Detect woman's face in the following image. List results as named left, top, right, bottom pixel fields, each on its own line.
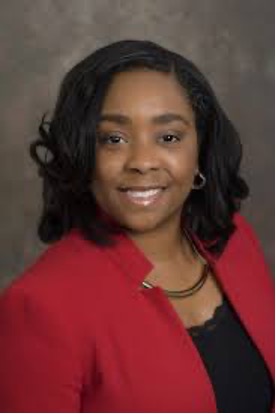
left=91, top=69, right=199, bottom=234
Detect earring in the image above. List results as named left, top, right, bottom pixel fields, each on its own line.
left=192, top=171, right=206, bottom=190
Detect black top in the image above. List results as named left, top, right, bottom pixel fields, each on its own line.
left=187, top=295, right=274, bottom=413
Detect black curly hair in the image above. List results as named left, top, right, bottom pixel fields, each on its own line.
left=30, top=39, right=249, bottom=257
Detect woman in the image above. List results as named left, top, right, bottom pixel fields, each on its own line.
left=0, top=39, right=274, bottom=412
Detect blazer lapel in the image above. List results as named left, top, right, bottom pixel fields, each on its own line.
left=207, top=227, right=275, bottom=382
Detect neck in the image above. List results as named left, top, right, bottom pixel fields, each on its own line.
left=126, top=217, right=195, bottom=265
left=95, top=204, right=196, bottom=265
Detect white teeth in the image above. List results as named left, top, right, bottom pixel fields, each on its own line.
left=126, top=189, right=162, bottom=198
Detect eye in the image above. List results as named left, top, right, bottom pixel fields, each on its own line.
left=98, top=134, right=125, bottom=145
left=160, top=133, right=181, bottom=143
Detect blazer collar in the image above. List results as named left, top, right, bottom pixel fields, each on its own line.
left=97, top=205, right=218, bottom=289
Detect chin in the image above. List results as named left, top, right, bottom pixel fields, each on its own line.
left=117, top=213, right=167, bottom=234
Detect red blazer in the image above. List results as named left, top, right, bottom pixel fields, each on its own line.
left=0, top=213, right=274, bottom=412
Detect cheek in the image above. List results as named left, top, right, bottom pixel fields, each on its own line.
left=169, top=146, right=198, bottom=185
left=92, top=152, right=122, bottom=188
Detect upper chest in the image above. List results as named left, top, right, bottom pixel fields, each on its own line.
left=141, top=258, right=224, bottom=329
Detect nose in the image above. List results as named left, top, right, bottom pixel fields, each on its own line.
left=125, top=140, right=160, bottom=174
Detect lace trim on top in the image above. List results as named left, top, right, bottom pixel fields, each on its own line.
left=187, top=295, right=227, bottom=338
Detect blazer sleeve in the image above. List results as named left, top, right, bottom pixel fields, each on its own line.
left=0, top=284, right=85, bottom=412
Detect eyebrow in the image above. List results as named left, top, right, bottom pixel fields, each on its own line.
left=98, top=112, right=191, bottom=127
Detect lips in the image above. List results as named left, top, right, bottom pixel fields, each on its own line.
left=125, top=188, right=162, bottom=197
left=118, top=186, right=167, bottom=206
left=119, top=186, right=167, bottom=191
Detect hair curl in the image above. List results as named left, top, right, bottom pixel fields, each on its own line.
left=30, top=39, right=249, bottom=257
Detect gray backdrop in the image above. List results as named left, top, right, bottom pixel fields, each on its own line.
left=0, top=0, right=274, bottom=290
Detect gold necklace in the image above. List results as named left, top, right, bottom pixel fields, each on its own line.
left=141, top=229, right=210, bottom=299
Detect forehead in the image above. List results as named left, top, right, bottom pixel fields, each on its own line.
left=100, top=69, right=194, bottom=121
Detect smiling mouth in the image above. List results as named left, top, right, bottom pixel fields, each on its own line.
left=118, top=187, right=167, bottom=206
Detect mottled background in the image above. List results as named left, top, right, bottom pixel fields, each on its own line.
left=0, top=0, right=274, bottom=290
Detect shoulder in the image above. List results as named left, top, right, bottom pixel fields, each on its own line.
left=3, top=229, right=105, bottom=292
left=232, top=212, right=270, bottom=259
left=0, top=229, right=117, bottom=366
left=0, top=230, right=112, bottom=324
left=233, top=212, right=260, bottom=239
left=224, top=212, right=273, bottom=285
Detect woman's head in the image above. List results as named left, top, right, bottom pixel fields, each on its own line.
left=93, top=69, right=199, bottom=236
left=30, top=39, right=249, bottom=256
